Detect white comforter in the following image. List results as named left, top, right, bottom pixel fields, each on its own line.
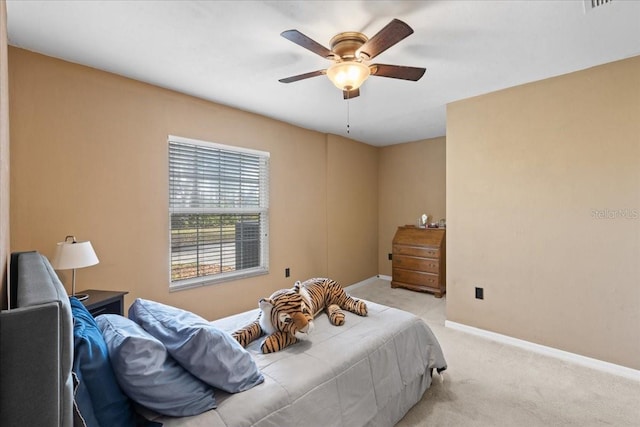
left=143, top=300, right=447, bottom=427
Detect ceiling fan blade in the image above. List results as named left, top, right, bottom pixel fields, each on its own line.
left=370, top=64, right=426, bottom=81
left=343, top=88, right=360, bottom=99
left=281, top=29, right=334, bottom=59
left=279, top=70, right=326, bottom=84
left=357, top=19, right=414, bottom=60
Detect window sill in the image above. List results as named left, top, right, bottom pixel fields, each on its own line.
left=169, top=267, right=269, bottom=292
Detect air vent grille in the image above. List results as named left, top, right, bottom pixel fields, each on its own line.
left=584, top=0, right=613, bottom=12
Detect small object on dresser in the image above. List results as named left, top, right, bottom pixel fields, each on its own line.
left=417, top=213, right=428, bottom=228
left=80, top=289, right=128, bottom=317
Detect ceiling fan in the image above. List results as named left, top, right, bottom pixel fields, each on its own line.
left=279, top=19, right=425, bottom=99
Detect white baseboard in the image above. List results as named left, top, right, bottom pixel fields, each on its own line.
left=445, top=321, right=640, bottom=382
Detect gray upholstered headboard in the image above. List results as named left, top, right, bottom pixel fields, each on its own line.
left=0, top=251, right=74, bottom=427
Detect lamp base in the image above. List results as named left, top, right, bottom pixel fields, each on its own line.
left=73, top=293, right=89, bottom=302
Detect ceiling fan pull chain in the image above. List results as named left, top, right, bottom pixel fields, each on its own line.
left=347, top=95, right=350, bottom=134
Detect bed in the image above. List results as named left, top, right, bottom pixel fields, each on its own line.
left=0, top=251, right=447, bottom=427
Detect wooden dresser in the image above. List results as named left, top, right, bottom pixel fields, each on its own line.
left=391, top=226, right=446, bottom=297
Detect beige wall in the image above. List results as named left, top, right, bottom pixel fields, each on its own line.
left=447, top=56, right=640, bottom=370
left=327, top=134, right=379, bottom=285
left=8, top=47, right=378, bottom=319
left=377, top=137, right=446, bottom=276
left=0, top=0, right=8, bottom=308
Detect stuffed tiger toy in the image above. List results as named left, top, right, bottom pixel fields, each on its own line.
left=232, top=278, right=368, bottom=354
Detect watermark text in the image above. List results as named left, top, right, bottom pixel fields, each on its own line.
left=591, top=208, right=638, bottom=220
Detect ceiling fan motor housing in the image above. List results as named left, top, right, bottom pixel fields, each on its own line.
left=329, top=32, right=369, bottom=60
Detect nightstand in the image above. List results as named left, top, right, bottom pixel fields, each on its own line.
left=79, top=289, right=128, bottom=317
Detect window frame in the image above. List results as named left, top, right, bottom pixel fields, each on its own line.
left=168, top=135, right=270, bottom=291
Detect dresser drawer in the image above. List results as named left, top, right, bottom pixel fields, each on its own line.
left=392, top=268, right=440, bottom=288
left=393, top=255, right=440, bottom=273
left=394, top=245, right=440, bottom=259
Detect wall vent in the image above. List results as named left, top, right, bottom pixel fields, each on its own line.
left=584, top=0, right=613, bottom=12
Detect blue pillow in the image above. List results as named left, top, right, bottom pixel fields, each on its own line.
left=129, top=299, right=264, bottom=393
left=96, top=314, right=217, bottom=417
left=70, top=297, right=137, bottom=427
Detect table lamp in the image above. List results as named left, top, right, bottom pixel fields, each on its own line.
left=52, top=235, right=99, bottom=301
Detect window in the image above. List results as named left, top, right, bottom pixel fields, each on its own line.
left=168, top=135, right=269, bottom=290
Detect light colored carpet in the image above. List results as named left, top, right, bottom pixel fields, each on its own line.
left=348, top=279, right=640, bottom=427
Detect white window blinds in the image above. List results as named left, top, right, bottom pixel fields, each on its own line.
left=168, top=135, right=269, bottom=290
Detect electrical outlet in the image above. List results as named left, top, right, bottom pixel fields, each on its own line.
left=388, top=253, right=392, bottom=261
left=475, top=287, right=484, bottom=300
left=285, top=268, right=290, bottom=278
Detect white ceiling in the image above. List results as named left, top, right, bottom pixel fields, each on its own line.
left=6, top=0, right=640, bottom=146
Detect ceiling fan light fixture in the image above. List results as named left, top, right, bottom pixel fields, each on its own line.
left=326, top=61, right=370, bottom=91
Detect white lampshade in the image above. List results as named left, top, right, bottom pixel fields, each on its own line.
left=326, top=61, right=371, bottom=91
left=52, top=240, right=99, bottom=270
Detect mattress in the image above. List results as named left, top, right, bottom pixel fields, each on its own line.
left=142, top=300, right=447, bottom=427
